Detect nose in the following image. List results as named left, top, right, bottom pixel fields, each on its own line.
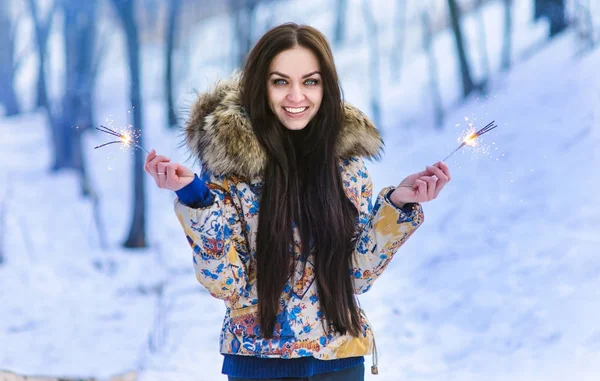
left=286, top=84, right=305, bottom=103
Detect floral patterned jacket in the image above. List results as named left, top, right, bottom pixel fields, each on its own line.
left=174, top=75, right=425, bottom=362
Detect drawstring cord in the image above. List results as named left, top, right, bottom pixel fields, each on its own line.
left=371, top=335, right=379, bottom=375
left=356, top=299, right=379, bottom=375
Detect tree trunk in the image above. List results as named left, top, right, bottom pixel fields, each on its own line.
left=48, top=0, right=97, bottom=189
left=27, top=0, right=52, bottom=110
left=112, top=0, right=147, bottom=249
left=165, top=0, right=181, bottom=129
left=535, top=0, right=568, bottom=37
left=230, top=0, right=258, bottom=69
left=547, top=0, right=568, bottom=37
left=573, top=0, right=595, bottom=52
left=447, top=0, right=475, bottom=98
left=0, top=2, right=20, bottom=116
left=35, top=51, right=48, bottom=109
left=390, top=0, right=407, bottom=81
left=243, top=0, right=258, bottom=63
left=475, top=0, right=490, bottom=82
left=501, top=0, right=512, bottom=71
left=421, top=10, right=444, bottom=129
left=334, top=0, right=347, bottom=47
left=67, top=1, right=97, bottom=195
left=362, top=0, right=381, bottom=131
left=534, top=0, right=544, bottom=20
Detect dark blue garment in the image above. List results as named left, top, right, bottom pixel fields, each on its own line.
left=174, top=174, right=214, bottom=208
left=223, top=354, right=364, bottom=379
left=385, top=188, right=418, bottom=213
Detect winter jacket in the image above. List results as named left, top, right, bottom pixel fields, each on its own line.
left=173, top=75, right=425, bottom=364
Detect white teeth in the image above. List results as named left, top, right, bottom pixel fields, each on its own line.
left=284, top=107, right=308, bottom=114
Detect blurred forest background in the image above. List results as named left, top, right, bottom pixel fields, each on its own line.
left=0, top=0, right=597, bottom=250
left=0, top=0, right=599, bottom=380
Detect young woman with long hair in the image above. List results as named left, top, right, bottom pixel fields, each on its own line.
left=144, top=23, right=450, bottom=381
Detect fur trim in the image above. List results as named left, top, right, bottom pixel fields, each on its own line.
left=183, top=75, right=383, bottom=180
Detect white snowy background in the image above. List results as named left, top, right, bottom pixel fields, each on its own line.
left=1, top=0, right=599, bottom=380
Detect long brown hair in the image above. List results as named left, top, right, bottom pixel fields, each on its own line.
left=240, top=23, right=361, bottom=339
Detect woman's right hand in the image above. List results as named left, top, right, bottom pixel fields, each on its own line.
left=144, top=149, right=195, bottom=191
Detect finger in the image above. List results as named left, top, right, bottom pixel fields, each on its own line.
left=148, top=155, right=160, bottom=175
left=435, top=161, right=451, bottom=182
left=419, top=175, right=437, bottom=183
left=418, top=167, right=436, bottom=177
left=145, top=151, right=160, bottom=185
left=144, top=150, right=156, bottom=172
left=415, top=179, right=427, bottom=202
left=410, top=166, right=436, bottom=181
left=427, top=166, right=447, bottom=199
left=426, top=165, right=448, bottom=183
left=433, top=180, right=447, bottom=198
left=166, top=163, right=177, bottom=189
left=157, top=162, right=168, bottom=188
left=149, top=155, right=171, bottom=176
left=152, top=155, right=171, bottom=170
left=433, top=162, right=451, bottom=198
left=144, top=157, right=152, bottom=174
left=423, top=176, right=437, bottom=200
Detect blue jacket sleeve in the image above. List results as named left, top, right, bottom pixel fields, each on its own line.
left=175, top=174, right=215, bottom=208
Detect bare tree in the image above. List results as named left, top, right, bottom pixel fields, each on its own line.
left=0, top=1, right=20, bottom=116
left=475, top=0, right=490, bottom=81
left=38, top=0, right=99, bottom=200
left=166, top=0, right=182, bottom=129
left=390, top=0, right=407, bottom=81
left=362, top=0, right=382, bottom=130
left=573, top=0, right=596, bottom=52
left=62, top=0, right=99, bottom=195
left=142, top=0, right=161, bottom=31
left=501, top=0, right=512, bottom=71
left=535, top=0, right=568, bottom=37
left=421, top=9, right=444, bottom=129
left=111, top=0, right=147, bottom=248
left=334, top=0, right=348, bottom=47
left=447, top=0, right=476, bottom=98
left=230, top=0, right=259, bottom=69
left=27, top=0, right=56, bottom=109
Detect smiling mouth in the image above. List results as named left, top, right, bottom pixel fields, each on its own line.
left=283, top=106, right=309, bottom=115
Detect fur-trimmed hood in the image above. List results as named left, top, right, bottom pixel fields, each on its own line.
left=183, top=75, right=384, bottom=181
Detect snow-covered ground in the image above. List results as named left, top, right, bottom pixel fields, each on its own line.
left=1, top=0, right=599, bottom=380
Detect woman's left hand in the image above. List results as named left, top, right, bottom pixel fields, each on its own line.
left=389, top=161, right=451, bottom=207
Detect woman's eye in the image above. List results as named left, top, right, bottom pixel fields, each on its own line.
left=272, top=78, right=319, bottom=86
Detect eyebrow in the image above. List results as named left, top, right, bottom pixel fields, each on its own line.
left=269, top=71, right=321, bottom=78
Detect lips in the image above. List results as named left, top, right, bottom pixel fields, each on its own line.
left=282, top=106, right=309, bottom=118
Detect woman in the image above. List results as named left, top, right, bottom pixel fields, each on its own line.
left=144, top=23, right=450, bottom=381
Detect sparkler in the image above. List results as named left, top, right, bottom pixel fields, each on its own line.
left=94, top=124, right=149, bottom=153
left=442, top=120, right=498, bottom=162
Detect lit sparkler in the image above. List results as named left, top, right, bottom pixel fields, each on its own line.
left=94, top=124, right=149, bottom=153
left=442, top=120, right=497, bottom=162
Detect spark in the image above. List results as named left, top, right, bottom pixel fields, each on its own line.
left=94, top=124, right=149, bottom=153
left=442, top=120, right=498, bottom=162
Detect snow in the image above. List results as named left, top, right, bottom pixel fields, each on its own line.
left=1, top=0, right=599, bottom=380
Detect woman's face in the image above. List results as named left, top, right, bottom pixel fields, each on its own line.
left=267, top=46, right=323, bottom=131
